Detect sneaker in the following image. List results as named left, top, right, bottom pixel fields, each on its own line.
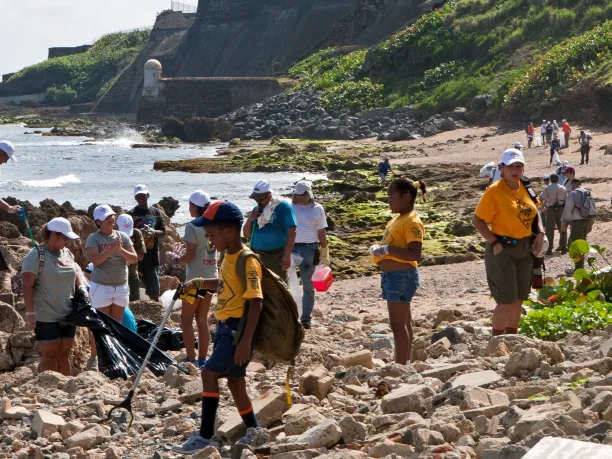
left=172, top=435, right=220, bottom=455
left=86, top=356, right=98, bottom=371
left=545, top=251, right=553, bottom=256
left=236, top=427, right=270, bottom=448
left=301, top=320, right=312, bottom=330
left=196, top=358, right=208, bottom=368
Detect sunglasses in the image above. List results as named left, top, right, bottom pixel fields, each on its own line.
left=253, top=193, right=270, bottom=203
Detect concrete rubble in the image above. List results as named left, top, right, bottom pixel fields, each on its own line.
left=1, top=299, right=612, bottom=458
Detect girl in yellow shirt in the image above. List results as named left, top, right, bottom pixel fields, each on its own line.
left=371, top=177, right=424, bottom=368
left=473, top=148, right=544, bottom=336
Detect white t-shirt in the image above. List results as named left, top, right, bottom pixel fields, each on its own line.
left=489, top=167, right=502, bottom=183
left=292, top=203, right=328, bottom=244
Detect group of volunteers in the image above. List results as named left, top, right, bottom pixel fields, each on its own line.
left=525, top=119, right=593, bottom=166
left=3, top=129, right=600, bottom=455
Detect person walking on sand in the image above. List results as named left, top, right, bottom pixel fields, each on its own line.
left=540, top=173, right=568, bottom=255
left=549, top=135, right=561, bottom=166
left=562, top=178, right=596, bottom=271
left=378, top=158, right=392, bottom=184
left=243, top=180, right=297, bottom=283
left=545, top=121, right=553, bottom=146
left=0, top=140, right=21, bottom=215
left=540, top=120, right=547, bottom=146
left=116, top=214, right=146, bottom=301
left=526, top=123, right=535, bottom=148
left=86, top=205, right=137, bottom=370
left=371, top=178, right=424, bottom=368
left=473, top=149, right=544, bottom=336
left=171, top=190, right=217, bottom=367
left=129, top=185, right=166, bottom=302
left=579, top=131, right=592, bottom=165
left=291, top=181, right=330, bottom=329
left=21, top=218, right=84, bottom=376
left=562, top=119, right=571, bottom=148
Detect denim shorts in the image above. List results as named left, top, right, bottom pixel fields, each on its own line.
left=204, top=317, right=257, bottom=378
left=381, top=269, right=420, bottom=304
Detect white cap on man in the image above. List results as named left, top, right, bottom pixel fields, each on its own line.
left=117, top=214, right=134, bottom=237
left=93, top=205, right=116, bottom=222
left=249, top=180, right=272, bottom=199
left=134, top=184, right=149, bottom=196
left=0, top=140, right=16, bottom=162
left=47, top=217, right=79, bottom=239
left=500, top=148, right=525, bottom=166
left=293, top=181, right=314, bottom=200
left=513, top=142, right=522, bottom=150
left=188, top=190, right=211, bottom=208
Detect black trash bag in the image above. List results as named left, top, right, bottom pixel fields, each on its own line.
left=136, top=319, right=195, bottom=352
left=65, top=288, right=185, bottom=380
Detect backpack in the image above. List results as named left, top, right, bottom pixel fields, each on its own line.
left=233, top=250, right=304, bottom=362
left=574, top=189, right=597, bottom=218
left=11, top=246, right=45, bottom=296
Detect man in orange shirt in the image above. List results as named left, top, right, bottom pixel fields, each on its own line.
left=562, top=119, right=571, bottom=148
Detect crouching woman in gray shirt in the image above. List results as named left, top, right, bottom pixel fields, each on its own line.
left=22, top=217, right=85, bottom=376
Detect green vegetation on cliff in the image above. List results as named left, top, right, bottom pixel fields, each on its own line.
left=288, top=0, right=612, bottom=114
left=6, top=29, right=150, bottom=105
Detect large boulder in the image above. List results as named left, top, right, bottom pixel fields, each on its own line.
left=0, top=302, right=24, bottom=333
left=183, top=117, right=216, bottom=142
left=161, top=117, right=185, bottom=140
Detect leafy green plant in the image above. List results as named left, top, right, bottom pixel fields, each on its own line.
left=288, top=48, right=367, bottom=91
left=46, top=85, right=78, bottom=105
left=319, top=79, right=384, bottom=114
left=520, top=300, right=612, bottom=340
left=422, top=61, right=461, bottom=88
left=6, top=29, right=150, bottom=104
left=505, top=21, right=612, bottom=111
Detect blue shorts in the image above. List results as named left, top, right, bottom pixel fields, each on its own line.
left=204, top=317, right=256, bottom=378
left=381, top=269, right=420, bottom=304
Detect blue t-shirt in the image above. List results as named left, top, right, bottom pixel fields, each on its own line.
left=250, top=201, right=297, bottom=251
left=379, top=162, right=391, bottom=174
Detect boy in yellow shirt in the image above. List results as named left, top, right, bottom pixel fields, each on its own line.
left=173, top=201, right=267, bottom=454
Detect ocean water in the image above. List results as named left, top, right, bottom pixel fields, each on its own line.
left=0, top=124, right=325, bottom=228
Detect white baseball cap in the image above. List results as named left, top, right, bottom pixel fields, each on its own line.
left=47, top=217, right=79, bottom=239
left=293, top=181, right=313, bottom=199
left=249, top=180, right=272, bottom=199
left=0, top=140, right=16, bottom=162
left=500, top=148, right=525, bottom=166
left=85, top=262, right=94, bottom=273
left=134, top=184, right=149, bottom=196
left=117, top=214, right=134, bottom=237
left=93, top=204, right=116, bottom=222
left=513, top=142, right=522, bottom=149
left=543, top=174, right=550, bottom=180
left=188, top=190, right=211, bottom=208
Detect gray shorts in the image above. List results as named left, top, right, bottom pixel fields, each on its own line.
left=485, top=237, right=533, bottom=304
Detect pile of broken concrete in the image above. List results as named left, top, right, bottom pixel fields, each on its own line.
left=1, top=303, right=612, bottom=458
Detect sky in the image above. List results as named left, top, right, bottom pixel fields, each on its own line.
left=0, top=0, right=194, bottom=76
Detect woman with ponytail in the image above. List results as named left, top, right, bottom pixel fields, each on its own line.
left=371, top=177, right=424, bottom=368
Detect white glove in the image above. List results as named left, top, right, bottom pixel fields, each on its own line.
left=370, top=244, right=389, bottom=257
left=168, top=242, right=186, bottom=262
